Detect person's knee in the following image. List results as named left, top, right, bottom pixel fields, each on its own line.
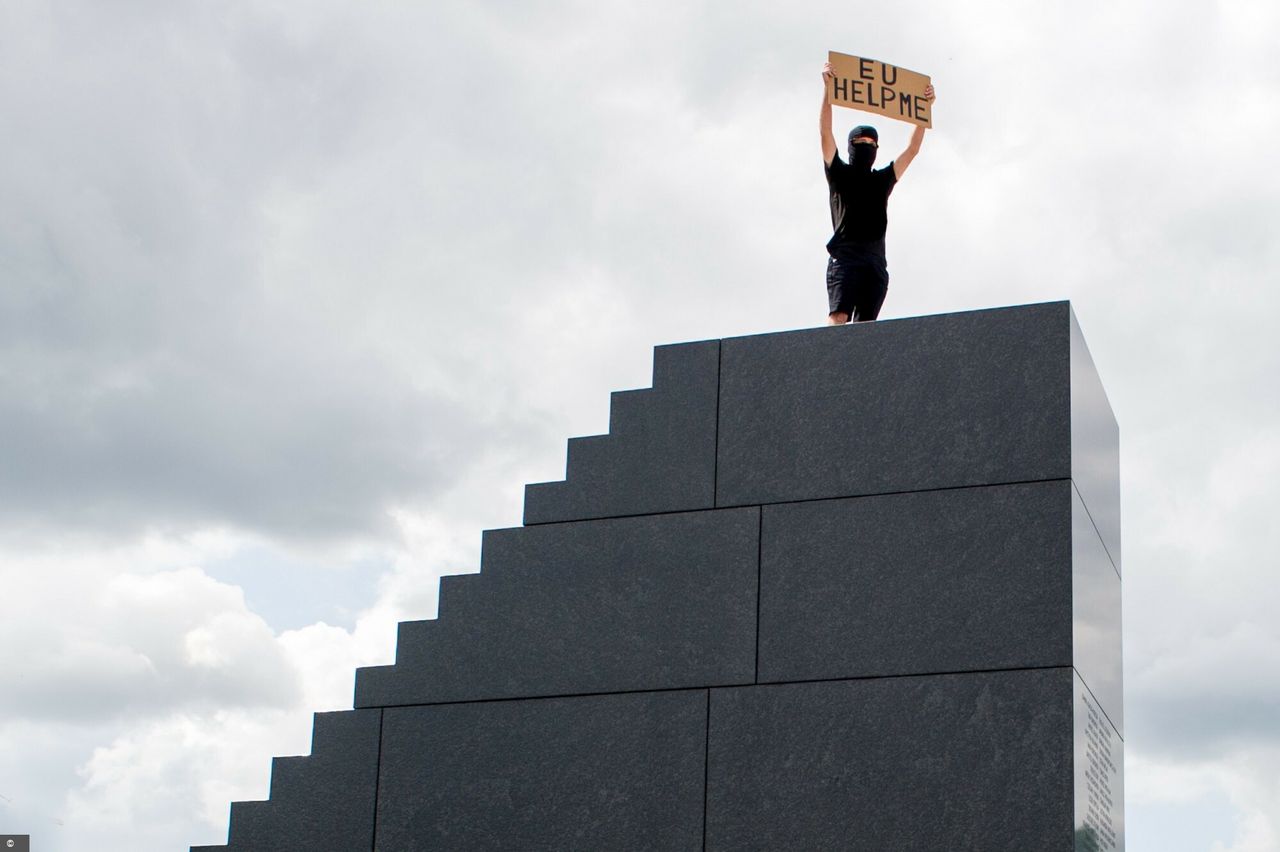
left=828, top=311, right=850, bottom=325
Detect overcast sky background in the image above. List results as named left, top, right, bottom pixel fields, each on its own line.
left=1, top=1, right=1278, bottom=849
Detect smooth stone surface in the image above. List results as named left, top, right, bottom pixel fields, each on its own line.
left=1071, top=309, right=1122, bottom=573
left=1074, top=670, right=1126, bottom=851
left=524, top=340, right=720, bottom=524
left=716, top=302, right=1073, bottom=507
left=376, top=690, right=707, bottom=851
left=758, top=481, right=1075, bottom=683
left=355, top=508, right=758, bottom=707
left=1072, top=482, right=1124, bottom=735
left=706, top=670, right=1075, bottom=851
left=195, top=710, right=381, bottom=852
left=194, top=302, right=1123, bottom=852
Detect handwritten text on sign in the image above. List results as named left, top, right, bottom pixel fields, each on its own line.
left=827, top=51, right=932, bottom=128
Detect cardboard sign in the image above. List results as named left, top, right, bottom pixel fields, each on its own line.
left=827, top=51, right=932, bottom=128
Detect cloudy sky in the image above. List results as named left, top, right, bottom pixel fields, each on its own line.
left=1, top=0, right=1278, bottom=849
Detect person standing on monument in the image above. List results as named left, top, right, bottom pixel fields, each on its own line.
left=820, top=61, right=935, bottom=324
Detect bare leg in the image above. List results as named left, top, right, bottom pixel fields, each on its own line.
left=828, top=311, right=850, bottom=326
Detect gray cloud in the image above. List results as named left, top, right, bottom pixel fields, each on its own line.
left=1128, top=623, right=1280, bottom=761
left=0, top=1, right=557, bottom=542
left=2, top=1, right=1280, bottom=849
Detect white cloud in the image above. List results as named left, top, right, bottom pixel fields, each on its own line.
left=63, top=708, right=309, bottom=851
left=1128, top=749, right=1280, bottom=852
left=0, top=505, right=486, bottom=850
left=0, top=556, right=297, bottom=724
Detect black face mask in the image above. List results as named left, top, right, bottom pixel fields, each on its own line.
left=850, top=142, right=877, bottom=171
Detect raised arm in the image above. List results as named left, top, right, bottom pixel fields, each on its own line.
left=820, top=62, right=837, bottom=166
left=892, top=83, right=936, bottom=180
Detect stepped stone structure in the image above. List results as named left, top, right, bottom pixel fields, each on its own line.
left=193, top=301, right=1124, bottom=851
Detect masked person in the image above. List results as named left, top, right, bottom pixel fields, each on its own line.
left=819, top=61, right=935, bottom=324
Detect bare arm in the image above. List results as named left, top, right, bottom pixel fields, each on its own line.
left=820, top=62, right=837, bottom=166
left=892, top=84, right=936, bottom=180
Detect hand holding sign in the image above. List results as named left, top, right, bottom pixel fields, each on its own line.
left=826, top=51, right=934, bottom=128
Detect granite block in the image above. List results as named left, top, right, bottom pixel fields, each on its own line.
left=606, top=387, right=651, bottom=436
left=435, top=571, right=487, bottom=620
left=1074, top=670, right=1126, bottom=850
left=266, top=755, right=308, bottom=795
left=225, top=801, right=270, bottom=847
left=385, top=618, right=436, bottom=663
left=716, top=302, right=1074, bottom=506
left=524, top=339, right=720, bottom=524
left=195, top=303, right=1123, bottom=852
left=200, top=710, right=381, bottom=852
left=355, top=507, right=758, bottom=707
left=706, top=670, right=1075, bottom=851
left=562, top=434, right=611, bottom=480
left=758, top=481, right=1075, bottom=683
left=1072, top=483, right=1124, bottom=735
left=1071, top=309, right=1122, bottom=573
left=376, top=690, right=707, bottom=851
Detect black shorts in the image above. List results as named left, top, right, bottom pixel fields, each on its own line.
left=826, top=254, right=888, bottom=321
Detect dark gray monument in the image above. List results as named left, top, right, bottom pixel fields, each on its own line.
left=193, top=302, right=1123, bottom=852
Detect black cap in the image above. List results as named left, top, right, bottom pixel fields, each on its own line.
left=848, top=125, right=879, bottom=145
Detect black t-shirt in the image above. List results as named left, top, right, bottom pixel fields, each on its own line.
left=824, top=154, right=897, bottom=257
